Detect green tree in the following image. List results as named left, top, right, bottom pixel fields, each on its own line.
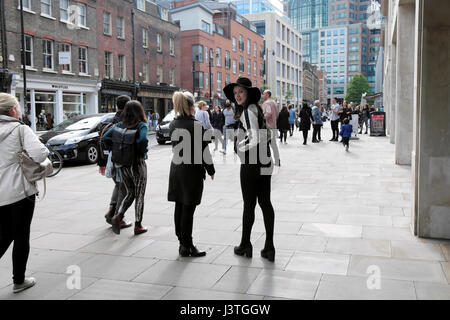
left=285, top=88, right=292, bottom=103
left=345, top=74, right=371, bottom=104
left=261, top=84, right=270, bottom=91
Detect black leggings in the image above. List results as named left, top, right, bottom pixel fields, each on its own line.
left=0, top=195, right=35, bottom=284
left=331, top=120, right=339, bottom=139
left=289, top=124, right=294, bottom=135
left=302, top=130, right=309, bottom=143
left=240, top=164, right=274, bottom=249
left=174, top=202, right=197, bottom=247
left=279, top=129, right=287, bottom=143
left=312, top=124, right=321, bottom=141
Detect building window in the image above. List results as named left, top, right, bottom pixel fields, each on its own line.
left=216, top=48, right=221, bottom=67
left=276, top=21, right=280, bottom=37
left=239, top=56, right=244, bottom=72
left=253, top=42, right=257, bottom=58
left=157, top=66, right=163, bottom=83
left=78, top=46, right=88, bottom=74
left=41, top=0, right=52, bottom=16
left=195, top=72, right=204, bottom=89
left=225, top=74, right=230, bottom=85
left=225, top=51, right=230, bottom=69
left=142, top=29, right=148, bottom=47
left=201, top=20, right=210, bottom=34
left=169, top=69, right=175, bottom=86
left=118, top=54, right=125, bottom=80
left=117, top=17, right=125, bottom=39
left=232, top=59, right=236, bottom=74
left=239, top=35, right=244, bottom=52
left=60, top=43, right=71, bottom=72
left=276, top=62, right=280, bottom=77
left=276, top=42, right=280, bottom=57
left=78, top=4, right=87, bottom=27
left=157, top=34, right=162, bottom=52
left=42, top=39, right=53, bottom=70
left=253, top=61, right=257, bottom=76
left=103, top=12, right=112, bottom=35
left=104, top=51, right=113, bottom=78
left=205, top=47, right=209, bottom=63
left=60, top=0, right=69, bottom=21
left=247, top=59, right=251, bottom=76
left=247, top=39, right=251, bottom=55
left=217, top=72, right=222, bottom=92
left=170, top=38, right=175, bottom=56
left=143, top=63, right=148, bottom=83
left=192, top=45, right=203, bottom=62
left=232, top=37, right=236, bottom=52
left=348, top=64, right=359, bottom=72
left=20, top=0, right=32, bottom=10
left=137, top=0, right=145, bottom=11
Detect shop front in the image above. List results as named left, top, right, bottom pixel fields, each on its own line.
left=11, top=74, right=99, bottom=132
left=137, top=84, right=179, bottom=119
left=99, top=79, right=136, bottom=113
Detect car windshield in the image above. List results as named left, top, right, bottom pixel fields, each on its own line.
left=162, top=110, right=175, bottom=122
left=51, top=116, right=102, bottom=131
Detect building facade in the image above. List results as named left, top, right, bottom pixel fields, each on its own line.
left=5, top=0, right=99, bottom=132
left=316, top=69, right=326, bottom=105
left=218, top=0, right=285, bottom=16
left=171, top=2, right=265, bottom=104
left=302, top=61, right=318, bottom=105
left=244, top=11, right=302, bottom=108
left=382, top=0, right=450, bottom=239
left=97, top=0, right=181, bottom=118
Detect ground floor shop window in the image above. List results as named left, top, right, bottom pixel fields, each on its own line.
left=35, top=91, right=56, bottom=131
left=63, top=93, right=86, bottom=120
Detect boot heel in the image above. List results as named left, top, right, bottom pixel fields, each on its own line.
left=261, top=248, right=275, bottom=262
left=234, top=244, right=253, bottom=258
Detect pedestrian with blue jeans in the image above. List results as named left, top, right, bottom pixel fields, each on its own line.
left=221, top=101, right=236, bottom=154
left=288, top=105, right=296, bottom=136
left=340, top=118, right=353, bottom=151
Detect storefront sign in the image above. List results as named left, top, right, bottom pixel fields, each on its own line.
left=52, top=84, right=69, bottom=89
left=370, top=112, right=386, bottom=136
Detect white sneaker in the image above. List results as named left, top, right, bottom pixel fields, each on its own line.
left=13, top=277, right=36, bottom=293
left=345, top=145, right=349, bottom=152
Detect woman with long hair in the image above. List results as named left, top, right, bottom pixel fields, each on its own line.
left=223, top=77, right=277, bottom=262
left=277, top=105, right=290, bottom=144
left=168, top=91, right=215, bottom=257
left=103, top=100, right=149, bottom=235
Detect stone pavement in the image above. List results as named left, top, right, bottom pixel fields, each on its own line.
left=1, top=122, right=449, bottom=300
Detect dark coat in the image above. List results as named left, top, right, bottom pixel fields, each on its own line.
left=168, top=115, right=215, bottom=205
left=299, top=106, right=313, bottom=131
left=277, top=110, right=290, bottom=131
left=211, top=112, right=225, bottom=131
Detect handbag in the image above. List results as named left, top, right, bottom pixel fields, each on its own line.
left=17, top=125, right=53, bottom=199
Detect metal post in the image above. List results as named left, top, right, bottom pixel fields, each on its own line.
left=209, top=58, right=212, bottom=105
left=192, top=60, right=195, bottom=94
left=131, top=9, right=136, bottom=99
left=19, top=0, right=27, bottom=114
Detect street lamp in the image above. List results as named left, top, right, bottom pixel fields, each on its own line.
left=209, top=53, right=212, bottom=105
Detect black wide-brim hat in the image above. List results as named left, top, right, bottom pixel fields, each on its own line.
left=223, top=77, right=261, bottom=105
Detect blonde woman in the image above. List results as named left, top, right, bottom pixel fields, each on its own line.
left=0, top=93, right=49, bottom=292
left=168, top=91, right=215, bottom=257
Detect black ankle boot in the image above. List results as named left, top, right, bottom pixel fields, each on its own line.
left=179, top=244, right=206, bottom=257
left=261, top=247, right=275, bottom=262
left=234, top=243, right=252, bottom=258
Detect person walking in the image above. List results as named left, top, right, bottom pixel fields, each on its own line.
left=340, top=118, right=353, bottom=152
left=360, top=104, right=370, bottom=134
left=299, top=103, right=313, bottom=145
left=329, top=98, right=340, bottom=141
left=211, top=105, right=225, bottom=151
left=195, top=101, right=212, bottom=130
left=168, top=91, right=215, bottom=257
left=311, top=100, right=323, bottom=143
left=262, top=90, right=280, bottom=164
left=277, top=105, right=290, bottom=144
left=103, top=101, right=149, bottom=235
left=224, top=77, right=277, bottom=262
left=152, top=111, right=160, bottom=131
left=288, top=104, right=296, bottom=136
left=221, top=100, right=236, bottom=154
left=0, top=93, right=50, bottom=293
left=98, top=95, right=132, bottom=230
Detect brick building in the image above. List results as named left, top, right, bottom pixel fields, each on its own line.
left=171, top=1, right=265, bottom=105
left=4, top=0, right=99, bottom=131
left=97, top=0, right=181, bottom=117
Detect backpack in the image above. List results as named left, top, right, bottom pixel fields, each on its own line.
left=111, top=126, right=139, bottom=166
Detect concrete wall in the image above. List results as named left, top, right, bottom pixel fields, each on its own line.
left=171, top=6, right=213, bottom=32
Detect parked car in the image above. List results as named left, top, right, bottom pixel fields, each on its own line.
left=155, top=106, right=200, bottom=145
left=39, top=113, right=115, bottom=164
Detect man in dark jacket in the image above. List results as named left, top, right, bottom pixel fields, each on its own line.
left=98, top=95, right=132, bottom=228
left=299, top=104, right=313, bottom=145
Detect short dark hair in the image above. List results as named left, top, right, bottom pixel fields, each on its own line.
left=116, top=95, right=131, bottom=110
left=344, top=118, right=350, bottom=124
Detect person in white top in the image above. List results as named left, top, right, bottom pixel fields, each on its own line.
left=0, top=93, right=49, bottom=293
left=223, top=77, right=277, bottom=262
left=329, top=98, right=341, bottom=141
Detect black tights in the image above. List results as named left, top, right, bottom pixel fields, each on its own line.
left=240, top=164, right=274, bottom=249
left=174, top=202, right=197, bottom=247
left=302, top=130, right=308, bottom=143
left=279, top=130, right=287, bottom=143
left=0, top=196, right=35, bottom=284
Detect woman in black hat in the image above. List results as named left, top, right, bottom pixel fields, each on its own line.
left=223, top=77, right=276, bottom=262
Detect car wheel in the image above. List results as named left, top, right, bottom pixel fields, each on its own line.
left=157, top=139, right=166, bottom=145
left=86, top=143, right=98, bottom=164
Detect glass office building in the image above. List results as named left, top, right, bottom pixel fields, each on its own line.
left=219, top=0, right=285, bottom=16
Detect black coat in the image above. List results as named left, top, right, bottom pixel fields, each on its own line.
left=168, top=115, right=215, bottom=205
left=299, top=106, right=313, bottom=131
left=211, top=112, right=225, bottom=131
left=277, top=110, right=290, bottom=131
